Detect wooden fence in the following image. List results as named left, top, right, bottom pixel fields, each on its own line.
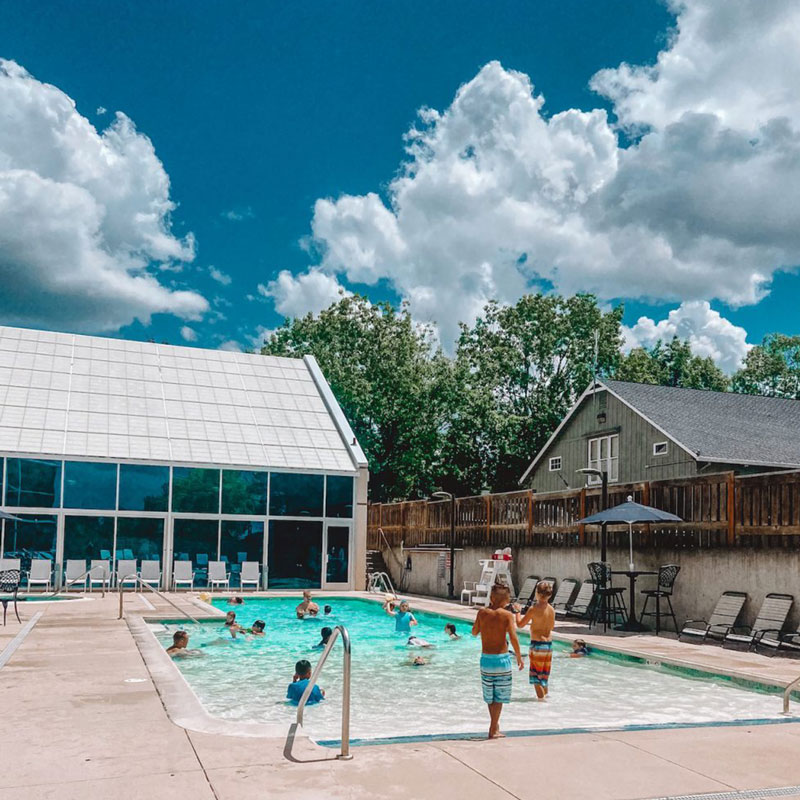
left=368, top=470, right=800, bottom=552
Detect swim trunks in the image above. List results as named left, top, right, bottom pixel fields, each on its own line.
left=529, top=640, right=553, bottom=687
left=480, top=652, right=513, bottom=704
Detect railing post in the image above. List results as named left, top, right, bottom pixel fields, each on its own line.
left=578, top=487, right=586, bottom=545
left=727, top=471, right=736, bottom=546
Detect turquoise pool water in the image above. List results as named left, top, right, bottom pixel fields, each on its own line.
left=153, top=596, right=793, bottom=741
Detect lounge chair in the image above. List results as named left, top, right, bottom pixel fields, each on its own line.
left=27, top=558, right=52, bottom=592
left=564, top=582, right=596, bottom=619
left=172, top=560, right=194, bottom=591
left=0, top=558, right=21, bottom=572
left=754, top=619, right=800, bottom=656
left=89, top=560, right=110, bottom=591
left=552, top=578, right=579, bottom=614
left=208, top=561, right=230, bottom=590
left=64, top=559, right=87, bottom=591
left=679, top=591, right=747, bottom=644
left=116, top=559, right=138, bottom=589
left=514, top=575, right=540, bottom=607
left=239, top=561, right=260, bottom=591
left=723, top=593, right=794, bottom=651
left=139, top=560, right=161, bottom=590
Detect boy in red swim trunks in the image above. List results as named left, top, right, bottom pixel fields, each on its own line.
left=515, top=581, right=555, bottom=699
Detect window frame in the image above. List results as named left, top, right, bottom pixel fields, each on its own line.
left=548, top=456, right=562, bottom=472
left=587, top=433, right=619, bottom=484
left=652, top=441, right=669, bottom=457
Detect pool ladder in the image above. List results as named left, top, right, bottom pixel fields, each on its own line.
left=367, top=571, right=397, bottom=597
left=291, top=624, right=353, bottom=760
left=117, top=573, right=199, bottom=625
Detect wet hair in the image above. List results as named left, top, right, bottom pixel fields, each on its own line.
left=490, top=583, right=510, bottom=598
left=173, top=630, right=188, bottom=644
left=320, top=627, right=333, bottom=642
left=252, top=620, right=265, bottom=632
left=445, top=623, right=457, bottom=635
left=231, top=596, right=244, bottom=605
left=537, top=581, right=553, bottom=597
left=225, top=611, right=236, bottom=625
left=324, top=605, right=332, bottom=614
left=295, top=659, right=312, bottom=677
left=573, top=639, right=587, bottom=649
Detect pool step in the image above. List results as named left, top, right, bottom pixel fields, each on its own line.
left=654, top=785, right=800, bottom=800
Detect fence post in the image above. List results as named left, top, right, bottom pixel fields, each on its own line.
left=485, top=494, right=491, bottom=544
left=727, top=471, right=736, bottom=545
left=527, top=490, right=534, bottom=544
left=578, top=487, right=586, bottom=545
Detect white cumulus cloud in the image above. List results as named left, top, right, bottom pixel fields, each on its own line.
left=209, top=266, right=232, bottom=286
left=0, top=59, right=208, bottom=332
left=623, top=301, right=751, bottom=373
left=259, top=269, right=350, bottom=318
left=180, top=325, right=198, bottom=342
left=306, top=1, right=800, bottom=346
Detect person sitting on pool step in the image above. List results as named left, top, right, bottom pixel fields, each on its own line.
left=166, top=630, right=203, bottom=658
left=383, top=598, right=418, bottom=633
left=287, top=659, right=325, bottom=705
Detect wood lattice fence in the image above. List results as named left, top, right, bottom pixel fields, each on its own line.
left=368, top=470, right=800, bottom=552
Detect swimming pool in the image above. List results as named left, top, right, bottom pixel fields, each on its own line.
left=152, top=596, right=796, bottom=743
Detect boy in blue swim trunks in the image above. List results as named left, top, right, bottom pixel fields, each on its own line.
left=472, top=583, right=523, bottom=739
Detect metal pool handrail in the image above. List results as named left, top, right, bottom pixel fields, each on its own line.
left=117, top=573, right=199, bottom=624
left=783, top=673, right=800, bottom=715
left=43, top=567, right=106, bottom=599
left=368, top=571, right=397, bottom=597
left=295, top=624, right=352, bottom=760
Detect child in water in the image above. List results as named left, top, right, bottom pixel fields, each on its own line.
left=166, top=630, right=203, bottom=658
left=444, top=623, right=460, bottom=640
left=515, top=581, right=555, bottom=700
left=383, top=599, right=418, bottom=632
left=287, top=659, right=325, bottom=705
left=247, top=620, right=266, bottom=636
left=313, top=627, right=333, bottom=649
left=224, top=610, right=244, bottom=638
left=570, top=639, right=588, bottom=658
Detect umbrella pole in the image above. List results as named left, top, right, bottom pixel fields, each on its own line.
left=628, top=522, right=634, bottom=571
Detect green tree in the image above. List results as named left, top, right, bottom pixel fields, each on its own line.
left=446, top=293, right=624, bottom=493
left=732, top=334, right=800, bottom=398
left=261, top=295, right=453, bottom=502
left=616, top=337, right=728, bottom=391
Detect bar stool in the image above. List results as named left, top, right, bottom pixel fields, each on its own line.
left=587, top=561, right=628, bottom=630
left=639, top=564, right=681, bottom=634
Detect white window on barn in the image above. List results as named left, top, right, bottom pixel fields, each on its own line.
left=587, top=434, right=619, bottom=483
left=653, top=441, right=668, bottom=456
left=548, top=456, right=562, bottom=471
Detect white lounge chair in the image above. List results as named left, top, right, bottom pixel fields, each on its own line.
left=116, top=559, right=138, bottom=589
left=64, top=559, right=87, bottom=591
left=27, top=558, right=52, bottom=592
left=172, top=560, right=194, bottom=591
left=0, top=558, right=21, bottom=572
left=240, top=561, right=260, bottom=591
left=208, top=560, right=230, bottom=590
left=89, top=560, right=110, bottom=591
left=139, top=560, right=161, bottom=590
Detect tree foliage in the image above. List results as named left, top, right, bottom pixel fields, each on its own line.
left=731, top=334, right=800, bottom=398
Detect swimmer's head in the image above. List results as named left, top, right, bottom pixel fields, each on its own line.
left=413, top=656, right=426, bottom=666
left=229, top=596, right=244, bottom=605
left=324, top=605, right=332, bottom=614
left=399, top=600, right=410, bottom=612
left=302, top=590, right=312, bottom=600
left=572, top=639, right=586, bottom=651
left=252, top=620, right=265, bottom=633
left=320, top=627, right=333, bottom=642
left=445, top=623, right=457, bottom=636
left=173, top=630, right=189, bottom=648
left=225, top=611, right=236, bottom=625
left=536, top=581, right=553, bottom=599
left=295, top=659, right=312, bottom=679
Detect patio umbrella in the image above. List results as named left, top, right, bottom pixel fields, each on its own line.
left=578, top=495, right=682, bottom=570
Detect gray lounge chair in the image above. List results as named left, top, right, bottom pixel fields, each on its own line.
left=116, top=559, right=138, bottom=589
left=564, top=582, right=596, bottom=618
left=64, top=559, right=87, bottom=591
left=754, top=620, right=800, bottom=656
left=680, top=591, right=747, bottom=644
left=552, top=578, right=579, bottom=614
left=515, top=575, right=540, bottom=607
left=172, top=560, right=194, bottom=591
left=27, top=558, right=52, bottom=592
left=723, top=593, right=794, bottom=651
left=139, top=560, right=161, bottom=590
left=0, top=558, right=21, bottom=572
left=89, top=560, right=110, bottom=591
left=239, top=561, right=260, bottom=591
left=208, top=561, right=229, bottom=590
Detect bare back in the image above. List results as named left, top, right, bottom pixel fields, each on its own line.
left=518, top=601, right=555, bottom=641
left=472, top=607, right=515, bottom=654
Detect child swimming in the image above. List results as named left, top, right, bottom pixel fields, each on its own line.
left=247, top=620, right=266, bottom=636
left=407, top=635, right=434, bottom=648
left=444, top=623, right=460, bottom=640
left=384, top=598, right=418, bottom=632
left=570, top=639, right=588, bottom=658
left=286, top=659, right=325, bottom=705
left=313, top=627, right=333, bottom=649
left=224, top=610, right=244, bottom=638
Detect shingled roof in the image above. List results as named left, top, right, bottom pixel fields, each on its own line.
left=605, top=380, right=800, bottom=468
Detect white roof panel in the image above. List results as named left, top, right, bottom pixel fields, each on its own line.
left=0, top=325, right=364, bottom=473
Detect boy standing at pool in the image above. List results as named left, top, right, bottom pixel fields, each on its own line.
left=472, top=583, right=524, bottom=739
left=515, top=581, right=555, bottom=700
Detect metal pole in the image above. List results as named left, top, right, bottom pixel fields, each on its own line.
left=338, top=627, right=352, bottom=759
left=600, top=471, right=608, bottom=563
left=448, top=494, right=455, bottom=599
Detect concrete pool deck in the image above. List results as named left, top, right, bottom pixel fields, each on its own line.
left=2, top=590, right=800, bottom=800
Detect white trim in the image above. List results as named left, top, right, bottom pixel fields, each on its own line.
left=548, top=456, right=562, bottom=472
left=303, top=354, right=368, bottom=469
left=653, top=441, right=669, bottom=456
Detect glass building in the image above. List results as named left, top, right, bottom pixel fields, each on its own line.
left=0, top=325, right=368, bottom=590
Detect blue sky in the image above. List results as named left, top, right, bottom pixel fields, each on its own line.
left=1, top=0, right=799, bottom=370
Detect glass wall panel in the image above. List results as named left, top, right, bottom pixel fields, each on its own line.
left=115, top=517, right=164, bottom=567
left=269, top=473, right=323, bottom=517
left=220, top=520, right=264, bottom=587
left=325, top=525, right=350, bottom=584
left=267, top=520, right=322, bottom=588
left=63, top=516, right=114, bottom=575
left=221, top=470, right=267, bottom=515
left=118, top=464, right=169, bottom=512
left=1, top=514, right=58, bottom=576
left=173, top=518, right=219, bottom=587
left=325, top=476, right=354, bottom=518
left=5, top=458, right=62, bottom=508
left=63, top=461, right=117, bottom=510
left=172, top=467, right=220, bottom=514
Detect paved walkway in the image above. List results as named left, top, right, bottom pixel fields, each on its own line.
left=2, top=591, right=800, bottom=800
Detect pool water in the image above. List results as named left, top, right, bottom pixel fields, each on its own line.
left=153, top=597, right=792, bottom=742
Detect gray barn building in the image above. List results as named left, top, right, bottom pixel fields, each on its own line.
left=520, top=380, right=800, bottom=492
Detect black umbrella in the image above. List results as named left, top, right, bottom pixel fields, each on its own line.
left=578, top=495, right=682, bottom=571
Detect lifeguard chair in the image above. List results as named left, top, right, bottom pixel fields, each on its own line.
left=471, top=548, right=515, bottom=606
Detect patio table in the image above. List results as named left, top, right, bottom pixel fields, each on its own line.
left=611, top=570, right=657, bottom=632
